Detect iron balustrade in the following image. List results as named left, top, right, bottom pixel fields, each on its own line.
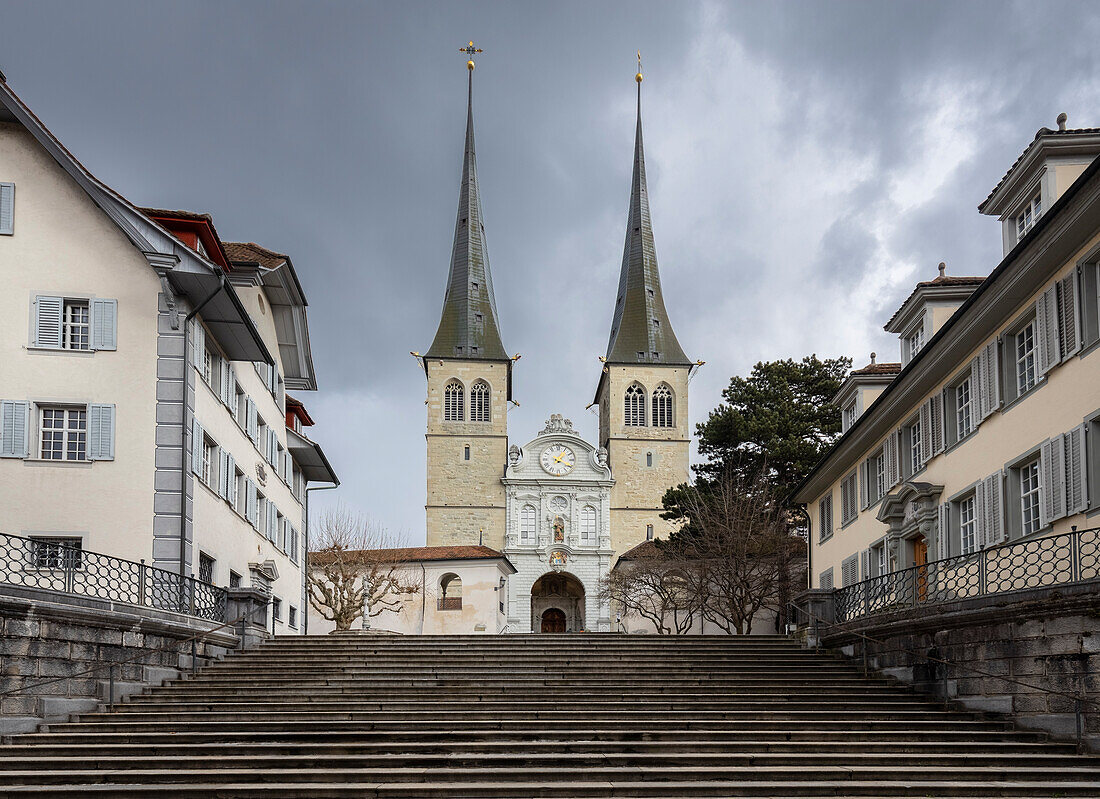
left=0, top=531, right=227, bottom=622
left=834, top=526, right=1100, bottom=623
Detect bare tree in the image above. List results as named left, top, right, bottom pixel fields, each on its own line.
left=307, top=507, right=421, bottom=631
left=667, top=469, right=806, bottom=635
left=600, top=545, right=700, bottom=634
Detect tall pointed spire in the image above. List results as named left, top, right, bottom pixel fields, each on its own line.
left=426, top=52, right=508, bottom=361
left=603, top=65, right=690, bottom=366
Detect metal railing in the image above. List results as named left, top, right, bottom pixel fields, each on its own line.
left=0, top=531, right=227, bottom=622
left=437, top=597, right=462, bottom=611
left=835, top=526, right=1100, bottom=623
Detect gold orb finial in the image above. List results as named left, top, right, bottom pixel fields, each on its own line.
left=461, top=40, right=482, bottom=71
left=636, top=50, right=643, bottom=83
left=636, top=72, right=643, bottom=83
left=468, top=60, right=475, bottom=71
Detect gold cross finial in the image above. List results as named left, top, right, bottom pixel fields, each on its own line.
left=636, top=50, right=643, bottom=83
left=461, top=40, right=483, bottom=71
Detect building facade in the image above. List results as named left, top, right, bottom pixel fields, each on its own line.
left=795, top=118, right=1100, bottom=593
left=0, top=78, right=337, bottom=634
left=416, top=64, right=697, bottom=632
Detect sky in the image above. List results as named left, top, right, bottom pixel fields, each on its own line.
left=3, top=1, right=1100, bottom=543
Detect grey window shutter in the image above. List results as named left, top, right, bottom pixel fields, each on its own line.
left=1036, top=287, right=1060, bottom=374
left=919, top=401, right=932, bottom=465
left=981, top=342, right=1000, bottom=418
left=268, top=501, right=278, bottom=541
left=226, top=453, right=237, bottom=506
left=1058, top=273, right=1080, bottom=361
left=974, top=479, right=989, bottom=549
left=0, top=182, right=14, bottom=235
left=227, top=366, right=237, bottom=407
left=930, top=392, right=945, bottom=455
left=246, top=399, right=258, bottom=441
left=33, top=296, right=63, bottom=348
left=1039, top=437, right=1066, bottom=526
left=885, top=430, right=900, bottom=488
left=88, top=404, right=116, bottom=461
left=245, top=479, right=256, bottom=526
left=190, top=418, right=203, bottom=475
left=91, top=299, right=117, bottom=351
left=936, top=502, right=949, bottom=561
left=191, top=319, right=205, bottom=370
left=0, top=400, right=30, bottom=458
left=860, top=549, right=870, bottom=581
left=858, top=461, right=868, bottom=510
left=985, top=472, right=1005, bottom=545
left=1064, top=425, right=1087, bottom=515
left=969, top=357, right=983, bottom=429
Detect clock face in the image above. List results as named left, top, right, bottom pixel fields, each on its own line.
left=540, top=444, right=576, bottom=476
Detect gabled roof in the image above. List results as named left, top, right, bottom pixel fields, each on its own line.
left=311, top=545, right=515, bottom=572
left=141, top=207, right=233, bottom=270
left=425, top=69, right=509, bottom=363
left=603, top=78, right=690, bottom=368
left=884, top=265, right=986, bottom=332
left=849, top=362, right=902, bottom=377
left=980, top=123, right=1100, bottom=215
left=285, top=394, right=315, bottom=427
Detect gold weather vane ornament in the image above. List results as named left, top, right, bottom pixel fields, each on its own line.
left=636, top=50, right=643, bottom=83
left=461, top=40, right=483, bottom=70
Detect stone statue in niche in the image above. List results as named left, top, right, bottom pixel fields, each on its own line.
left=553, top=516, right=565, bottom=543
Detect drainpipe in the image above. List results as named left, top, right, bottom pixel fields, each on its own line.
left=303, top=482, right=340, bottom=634
left=180, top=278, right=225, bottom=580
left=419, top=563, right=427, bottom=635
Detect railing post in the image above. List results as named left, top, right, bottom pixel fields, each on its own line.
left=979, top=548, right=988, bottom=597
left=1071, top=526, right=1081, bottom=583
left=138, top=559, right=147, bottom=607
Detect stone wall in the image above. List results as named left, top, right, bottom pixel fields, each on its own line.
left=0, top=586, right=239, bottom=735
left=816, top=582, right=1100, bottom=751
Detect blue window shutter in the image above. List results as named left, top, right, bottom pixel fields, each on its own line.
left=0, top=183, right=14, bottom=235
left=88, top=404, right=116, bottom=461
left=0, top=400, right=30, bottom=458
left=33, top=296, right=63, bottom=348
left=91, top=299, right=117, bottom=351
left=190, top=418, right=203, bottom=475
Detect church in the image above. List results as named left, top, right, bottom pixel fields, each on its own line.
left=412, top=56, right=698, bottom=634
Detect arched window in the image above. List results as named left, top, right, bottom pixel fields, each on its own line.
left=580, top=505, right=597, bottom=543
left=444, top=380, right=464, bottom=421
left=470, top=380, right=491, bottom=422
left=652, top=384, right=674, bottom=428
left=439, top=573, right=462, bottom=610
left=624, top=383, right=646, bottom=427
left=520, top=504, right=537, bottom=543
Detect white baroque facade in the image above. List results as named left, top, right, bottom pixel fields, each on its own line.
left=504, top=415, right=614, bottom=632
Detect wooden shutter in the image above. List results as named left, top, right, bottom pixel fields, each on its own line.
left=88, top=404, right=115, bottom=461
left=1064, top=425, right=1088, bottom=515
left=33, top=296, right=63, bottom=348
left=245, top=480, right=257, bottom=527
left=936, top=502, right=949, bottom=561
left=0, top=182, right=14, bottom=235
left=1058, top=273, right=1080, bottom=361
left=246, top=399, right=258, bottom=441
left=974, top=479, right=989, bottom=548
left=191, top=319, right=205, bottom=370
left=91, top=299, right=117, bottom=351
left=980, top=341, right=1000, bottom=418
left=886, top=430, right=901, bottom=488
left=969, top=358, right=983, bottom=429
left=861, top=549, right=870, bottom=580
left=930, top=392, right=945, bottom=455
left=190, top=418, right=203, bottom=475
left=267, top=501, right=278, bottom=542
left=1036, top=287, right=1060, bottom=374
left=919, top=402, right=932, bottom=465
left=1040, top=437, right=1066, bottom=526
left=985, top=472, right=1005, bottom=545
left=226, top=453, right=237, bottom=506
left=859, top=461, right=869, bottom=510
left=0, top=400, right=29, bottom=458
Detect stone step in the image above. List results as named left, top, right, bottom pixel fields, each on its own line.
left=128, top=688, right=918, bottom=702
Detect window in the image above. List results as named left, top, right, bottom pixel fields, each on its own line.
left=818, top=494, right=833, bottom=542
left=202, top=346, right=215, bottom=387
left=234, top=470, right=247, bottom=516
left=908, top=419, right=922, bottom=475
left=646, top=524, right=654, bottom=541
left=470, top=380, right=491, bottom=422
left=580, top=506, right=597, bottom=543
left=874, top=452, right=886, bottom=501
left=646, top=452, right=653, bottom=467
left=1016, top=321, right=1038, bottom=395
left=439, top=573, right=462, bottom=610
left=1015, top=193, right=1041, bottom=239
left=444, top=380, right=464, bottom=421
left=840, top=472, right=857, bottom=526
left=40, top=407, right=86, bottom=461
left=875, top=544, right=887, bottom=577
left=272, top=597, right=282, bottom=622
left=63, top=300, right=90, bottom=350
left=843, top=401, right=857, bottom=432
left=228, top=570, right=242, bottom=589
left=0, top=182, right=13, bottom=235
left=651, top=384, right=673, bottom=428
left=198, top=552, right=215, bottom=584
left=903, top=318, right=925, bottom=363
left=29, top=537, right=82, bottom=569
left=1019, top=458, right=1042, bottom=537
left=520, top=504, right=536, bottom=543
left=819, top=568, right=834, bottom=590
left=959, top=495, right=977, bottom=555
left=463, top=445, right=471, bottom=461
left=624, top=383, right=646, bottom=426
left=956, top=377, right=973, bottom=440
left=288, top=606, right=298, bottom=629
left=201, top=438, right=215, bottom=487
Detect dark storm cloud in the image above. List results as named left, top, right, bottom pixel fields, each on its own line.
left=3, top=0, right=1099, bottom=538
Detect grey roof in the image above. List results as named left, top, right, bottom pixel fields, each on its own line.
left=425, top=70, right=509, bottom=362
left=603, top=84, right=690, bottom=367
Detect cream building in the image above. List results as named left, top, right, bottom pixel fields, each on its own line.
left=413, top=64, right=698, bottom=632
left=0, top=77, right=337, bottom=633
left=795, top=116, right=1100, bottom=592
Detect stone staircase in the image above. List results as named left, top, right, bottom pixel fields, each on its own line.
left=0, top=634, right=1097, bottom=796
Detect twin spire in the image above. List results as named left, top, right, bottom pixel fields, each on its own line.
left=426, top=55, right=688, bottom=368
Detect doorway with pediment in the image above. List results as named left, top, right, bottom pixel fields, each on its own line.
left=531, top=572, right=585, bottom=633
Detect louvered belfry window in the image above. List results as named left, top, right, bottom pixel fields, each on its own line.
left=470, top=380, right=491, bottom=422
left=444, top=380, right=464, bottom=422
left=624, top=383, right=646, bottom=427
left=651, top=384, right=673, bottom=428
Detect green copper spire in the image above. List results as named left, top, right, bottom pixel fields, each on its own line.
left=426, top=63, right=508, bottom=361
left=603, top=71, right=690, bottom=366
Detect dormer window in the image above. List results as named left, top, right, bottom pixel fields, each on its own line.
left=1015, top=194, right=1042, bottom=239
left=902, top=317, right=926, bottom=364
left=842, top=401, right=857, bottom=432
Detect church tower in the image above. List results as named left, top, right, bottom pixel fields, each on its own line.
left=595, top=67, right=693, bottom=555
left=423, top=53, right=511, bottom=549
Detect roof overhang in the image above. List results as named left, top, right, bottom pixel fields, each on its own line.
left=884, top=284, right=984, bottom=333
left=287, top=427, right=339, bottom=485
left=832, top=373, right=898, bottom=408
left=981, top=131, right=1100, bottom=216
left=794, top=151, right=1100, bottom=506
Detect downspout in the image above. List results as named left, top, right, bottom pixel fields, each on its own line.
left=180, top=277, right=225, bottom=579
left=419, top=563, right=427, bottom=635
left=303, top=482, right=339, bottom=634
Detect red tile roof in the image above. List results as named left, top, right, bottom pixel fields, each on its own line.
left=616, top=540, right=660, bottom=561
left=311, top=545, right=508, bottom=564
left=223, top=241, right=288, bottom=269
left=850, top=362, right=901, bottom=377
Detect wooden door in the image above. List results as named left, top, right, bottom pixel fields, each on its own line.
left=541, top=608, right=566, bottom=633
left=914, top=537, right=928, bottom=603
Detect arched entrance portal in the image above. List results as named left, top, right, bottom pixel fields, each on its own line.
left=531, top=572, right=585, bottom=633
left=541, top=608, right=566, bottom=633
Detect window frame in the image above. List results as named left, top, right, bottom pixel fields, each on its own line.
left=62, top=299, right=91, bottom=351
left=1015, top=192, right=1042, bottom=239
left=38, top=405, right=88, bottom=462
left=443, top=379, right=465, bottom=422
left=197, top=551, right=215, bottom=585
left=469, top=380, right=491, bottom=423
left=1018, top=457, right=1042, bottom=537
left=1015, top=320, right=1038, bottom=396
left=651, top=384, right=674, bottom=428
left=818, top=493, right=834, bottom=542
left=624, top=383, right=647, bottom=427
left=958, top=494, right=978, bottom=556
left=27, top=536, right=83, bottom=570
